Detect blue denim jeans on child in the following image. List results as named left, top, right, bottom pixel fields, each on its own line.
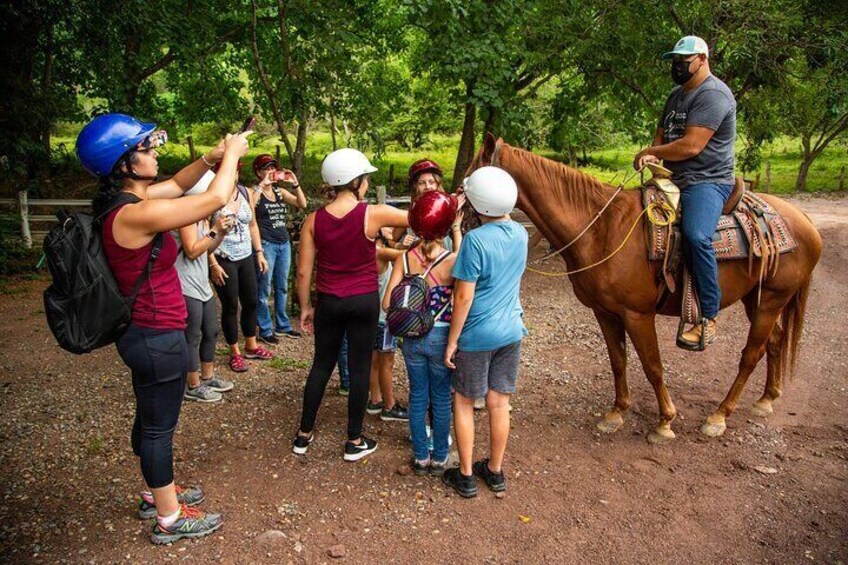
left=401, top=325, right=452, bottom=463
left=256, top=240, right=292, bottom=336
left=679, top=182, right=733, bottom=320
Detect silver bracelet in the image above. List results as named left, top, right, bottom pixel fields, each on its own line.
left=201, top=154, right=214, bottom=167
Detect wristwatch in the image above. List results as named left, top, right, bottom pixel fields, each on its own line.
left=207, top=230, right=218, bottom=239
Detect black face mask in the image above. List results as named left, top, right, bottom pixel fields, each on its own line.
left=671, top=59, right=697, bottom=85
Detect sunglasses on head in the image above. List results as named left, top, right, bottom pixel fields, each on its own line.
left=137, top=130, right=168, bottom=151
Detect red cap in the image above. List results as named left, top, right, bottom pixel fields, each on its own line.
left=408, top=159, right=443, bottom=183
left=252, top=154, right=278, bottom=178
left=409, top=191, right=457, bottom=241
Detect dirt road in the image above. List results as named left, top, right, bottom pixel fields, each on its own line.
left=0, top=196, right=845, bottom=564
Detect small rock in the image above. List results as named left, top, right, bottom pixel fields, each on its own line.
left=495, top=492, right=506, bottom=499
left=256, top=530, right=286, bottom=547
left=327, top=544, right=346, bottom=558
left=754, top=465, right=778, bottom=475
left=396, top=465, right=412, bottom=476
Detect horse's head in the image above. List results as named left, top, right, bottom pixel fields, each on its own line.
left=466, top=132, right=503, bottom=175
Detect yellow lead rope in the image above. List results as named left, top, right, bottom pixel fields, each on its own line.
left=526, top=200, right=677, bottom=277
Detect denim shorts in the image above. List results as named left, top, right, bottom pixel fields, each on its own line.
left=452, top=340, right=521, bottom=398
left=373, top=321, right=398, bottom=353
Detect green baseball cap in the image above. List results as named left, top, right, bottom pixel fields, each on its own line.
left=662, top=35, right=709, bottom=60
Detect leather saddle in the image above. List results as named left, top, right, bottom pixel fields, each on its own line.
left=641, top=175, right=798, bottom=349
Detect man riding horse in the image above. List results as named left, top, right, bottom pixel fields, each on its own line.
left=633, top=35, right=737, bottom=349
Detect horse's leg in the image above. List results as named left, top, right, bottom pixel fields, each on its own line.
left=740, top=296, right=784, bottom=417
left=593, top=310, right=629, bottom=433
left=622, top=312, right=677, bottom=444
left=700, top=299, right=783, bottom=437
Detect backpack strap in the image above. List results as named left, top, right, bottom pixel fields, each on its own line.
left=95, top=192, right=142, bottom=224
left=126, top=233, right=163, bottom=304
left=422, top=250, right=451, bottom=280
left=402, top=251, right=411, bottom=276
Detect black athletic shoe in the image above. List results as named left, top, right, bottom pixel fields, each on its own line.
left=292, top=433, right=313, bottom=455
left=429, top=459, right=448, bottom=478
left=380, top=403, right=409, bottom=422
left=366, top=400, right=383, bottom=415
left=275, top=329, right=302, bottom=339
left=442, top=467, right=478, bottom=498
left=472, top=458, right=506, bottom=492
left=343, top=436, right=378, bottom=461
left=411, top=458, right=430, bottom=477
left=258, top=333, right=280, bottom=345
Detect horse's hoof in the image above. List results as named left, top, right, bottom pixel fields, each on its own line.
left=647, top=427, right=676, bottom=445
left=750, top=400, right=774, bottom=418
left=597, top=412, right=624, bottom=434
left=700, top=419, right=727, bottom=437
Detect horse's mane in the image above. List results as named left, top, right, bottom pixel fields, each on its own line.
left=500, top=143, right=613, bottom=210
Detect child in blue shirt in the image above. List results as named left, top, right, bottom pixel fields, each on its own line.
left=443, top=166, right=527, bottom=498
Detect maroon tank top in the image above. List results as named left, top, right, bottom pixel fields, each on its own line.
left=102, top=206, right=187, bottom=330
left=314, top=201, right=377, bottom=297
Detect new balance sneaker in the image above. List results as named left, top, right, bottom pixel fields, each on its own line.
left=202, top=375, right=234, bottom=393
left=380, top=403, right=409, bottom=422
left=184, top=385, right=222, bottom=403
left=366, top=400, right=383, bottom=415
left=343, top=436, right=378, bottom=461
left=138, top=486, right=205, bottom=520
left=292, top=433, right=314, bottom=456
left=429, top=459, right=448, bottom=478
left=411, top=458, right=430, bottom=477
left=258, top=333, right=280, bottom=345
left=150, top=505, right=223, bottom=545
left=473, top=458, right=506, bottom=492
left=441, top=467, right=478, bottom=498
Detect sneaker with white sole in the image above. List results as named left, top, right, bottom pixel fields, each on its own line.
left=184, top=385, right=222, bottom=403
left=380, top=403, right=409, bottom=422
left=366, top=400, right=383, bottom=415
left=343, top=436, right=378, bottom=461
left=150, top=504, right=223, bottom=545
left=292, top=433, right=313, bottom=455
left=202, top=376, right=234, bottom=393
left=138, top=486, right=205, bottom=520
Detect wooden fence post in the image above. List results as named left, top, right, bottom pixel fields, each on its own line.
left=765, top=161, right=771, bottom=194
left=754, top=172, right=761, bottom=192
left=376, top=185, right=387, bottom=205
left=839, top=164, right=845, bottom=191
left=275, top=144, right=281, bottom=163
left=19, top=190, right=32, bottom=248
left=187, top=135, right=196, bottom=161
left=388, top=164, right=395, bottom=192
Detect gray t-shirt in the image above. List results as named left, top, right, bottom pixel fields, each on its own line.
left=173, top=222, right=214, bottom=302
left=660, top=75, right=736, bottom=188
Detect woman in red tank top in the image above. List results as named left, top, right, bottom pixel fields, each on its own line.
left=76, top=113, right=251, bottom=544
left=293, top=148, right=408, bottom=461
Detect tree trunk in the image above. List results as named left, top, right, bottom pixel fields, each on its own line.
left=453, top=83, right=477, bottom=187
left=292, top=117, right=308, bottom=178
left=329, top=105, right=338, bottom=151
left=482, top=105, right=497, bottom=141
left=795, top=156, right=813, bottom=193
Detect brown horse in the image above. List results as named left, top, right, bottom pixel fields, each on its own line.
left=469, top=134, right=823, bottom=443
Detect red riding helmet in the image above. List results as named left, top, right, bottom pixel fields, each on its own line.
left=409, top=191, right=458, bottom=241
left=252, top=154, right=278, bottom=178
left=408, top=159, right=443, bottom=184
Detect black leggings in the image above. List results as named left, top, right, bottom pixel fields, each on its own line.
left=299, top=292, right=379, bottom=440
left=116, top=325, right=188, bottom=489
left=184, top=296, right=217, bottom=372
left=215, top=255, right=258, bottom=345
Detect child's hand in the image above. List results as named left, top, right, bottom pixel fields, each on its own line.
left=445, top=341, right=458, bottom=369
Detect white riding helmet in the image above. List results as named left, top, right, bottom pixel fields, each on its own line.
left=321, top=148, right=378, bottom=187
left=462, top=166, right=518, bottom=217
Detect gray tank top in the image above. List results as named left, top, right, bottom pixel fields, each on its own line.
left=213, top=187, right=253, bottom=261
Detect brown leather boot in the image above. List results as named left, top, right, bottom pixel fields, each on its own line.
left=679, top=318, right=717, bottom=350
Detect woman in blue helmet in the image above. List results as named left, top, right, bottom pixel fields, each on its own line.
left=76, top=113, right=250, bottom=544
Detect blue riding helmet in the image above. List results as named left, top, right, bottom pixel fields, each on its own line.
left=76, top=113, right=157, bottom=177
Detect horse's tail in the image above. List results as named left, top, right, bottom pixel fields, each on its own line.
left=777, top=275, right=812, bottom=382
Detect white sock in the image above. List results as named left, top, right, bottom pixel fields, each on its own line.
left=157, top=507, right=181, bottom=528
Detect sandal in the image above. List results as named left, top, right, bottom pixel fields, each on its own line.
left=229, top=354, right=248, bottom=373
left=244, top=346, right=274, bottom=360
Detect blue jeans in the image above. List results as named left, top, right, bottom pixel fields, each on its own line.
left=338, top=333, right=350, bottom=389
left=680, top=182, right=733, bottom=320
left=401, top=326, right=452, bottom=462
left=256, top=240, right=292, bottom=336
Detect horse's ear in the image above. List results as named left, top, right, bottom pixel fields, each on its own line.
left=482, top=132, right=497, bottom=164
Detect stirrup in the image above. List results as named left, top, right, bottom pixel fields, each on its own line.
left=676, top=319, right=708, bottom=352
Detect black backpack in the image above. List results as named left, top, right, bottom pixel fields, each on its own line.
left=42, top=194, right=162, bottom=354
left=385, top=249, right=451, bottom=338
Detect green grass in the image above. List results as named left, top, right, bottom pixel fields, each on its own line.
left=36, top=130, right=848, bottom=198
left=267, top=356, right=311, bottom=372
